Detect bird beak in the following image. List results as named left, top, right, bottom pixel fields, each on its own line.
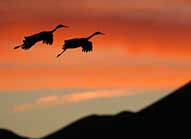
left=101, top=33, right=105, bottom=35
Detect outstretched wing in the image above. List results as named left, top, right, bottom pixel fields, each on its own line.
left=42, top=32, right=53, bottom=45
left=81, top=41, right=93, bottom=52
left=22, top=32, right=53, bottom=50
left=22, top=33, right=42, bottom=50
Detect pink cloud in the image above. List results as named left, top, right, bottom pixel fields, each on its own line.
left=36, top=96, right=59, bottom=104
left=12, top=103, right=34, bottom=112
left=63, top=89, right=130, bottom=103
left=12, top=89, right=131, bottom=112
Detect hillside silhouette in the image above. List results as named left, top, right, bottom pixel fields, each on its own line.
left=1, top=81, right=190, bottom=138
left=42, top=81, right=191, bottom=138
left=0, top=129, right=29, bottom=139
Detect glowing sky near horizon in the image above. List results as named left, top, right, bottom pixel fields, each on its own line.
left=0, top=0, right=191, bottom=138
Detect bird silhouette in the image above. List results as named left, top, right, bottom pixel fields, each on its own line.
left=57, top=32, right=104, bottom=58
left=14, top=24, right=68, bottom=50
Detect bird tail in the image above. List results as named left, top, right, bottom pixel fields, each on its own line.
left=14, top=44, right=23, bottom=49
left=57, top=50, right=65, bottom=58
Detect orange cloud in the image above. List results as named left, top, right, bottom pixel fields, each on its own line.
left=37, top=96, right=60, bottom=104
left=12, top=88, right=131, bottom=112
left=0, top=64, right=190, bottom=92
left=1, top=0, right=191, bottom=93
left=63, top=89, right=130, bottom=103
left=12, top=103, right=34, bottom=113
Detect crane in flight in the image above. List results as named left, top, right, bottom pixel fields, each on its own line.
left=57, top=32, right=104, bottom=58
left=14, top=24, right=69, bottom=50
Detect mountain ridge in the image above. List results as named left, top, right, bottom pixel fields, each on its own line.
left=1, top=81, right=190, bottom=138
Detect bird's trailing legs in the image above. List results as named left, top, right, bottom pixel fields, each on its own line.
left=57, top=49, right=66, bottom=58
left=14, top=44, right=23, bottom=49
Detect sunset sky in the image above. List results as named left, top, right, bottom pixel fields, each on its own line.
left=0, top=0, right=191, bottom=138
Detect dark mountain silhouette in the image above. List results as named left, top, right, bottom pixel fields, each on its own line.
left=43, top=111, right=137, bottom=138
left=1, top=81, right=190, bottom=138
left=138, top=81, right=191, bottom=136
left=0, top=129, right=29, bottom=139
left=42, top=81, right=191, bottom=138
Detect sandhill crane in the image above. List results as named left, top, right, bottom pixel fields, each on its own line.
left=57, top=32, right=104, bottom=58
left=14, top=24, right=68, bottom=50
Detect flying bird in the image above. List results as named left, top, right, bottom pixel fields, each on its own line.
left=14, top=24, right=68, bottom=50
left=57, top=31, right=104, bottom=58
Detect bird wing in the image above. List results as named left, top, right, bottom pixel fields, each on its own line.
left=42, top=33, right=53, bottom=45
left=22, top=33, right=42, bottom=50
left=81, top=41, right=93, bottom=52
left=22, top=32, right=53, bottom=50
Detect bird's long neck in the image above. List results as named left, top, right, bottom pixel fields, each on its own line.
left=86, top=33, right=97, bottom=40
left=50, top=26, right=60, bottom=33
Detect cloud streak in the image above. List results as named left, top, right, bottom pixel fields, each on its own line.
left=1, top=0, right=191, bottom=27
left=12, top=88, right=131, bottom=112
